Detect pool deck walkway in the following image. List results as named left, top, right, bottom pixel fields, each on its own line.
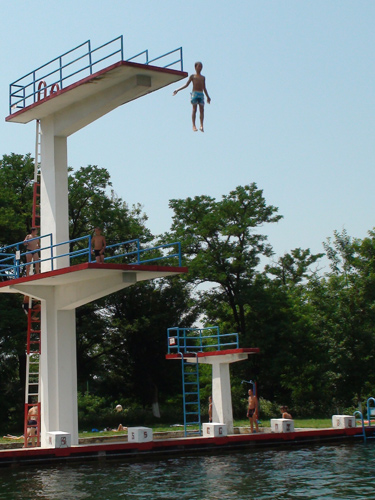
left=1, top=426, right=374, bottom=467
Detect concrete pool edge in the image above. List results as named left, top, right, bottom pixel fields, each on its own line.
left=1, top=426, right=374, bottom=467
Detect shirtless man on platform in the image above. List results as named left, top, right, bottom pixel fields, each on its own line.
left=26, top=405, right=39, bottom=447
left=23, top=227, right=40, bottom=276
left=247, top=388, right=259, bottom=434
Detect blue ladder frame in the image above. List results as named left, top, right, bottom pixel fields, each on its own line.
left=167, top=326, right=240, bottom=437
left=181, top=353, right=201, bottom=437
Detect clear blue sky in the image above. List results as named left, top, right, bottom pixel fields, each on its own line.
left=1, top=1, right=374, bottom=270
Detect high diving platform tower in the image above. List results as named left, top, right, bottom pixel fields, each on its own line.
left=1, top=36, right=188, bottom=447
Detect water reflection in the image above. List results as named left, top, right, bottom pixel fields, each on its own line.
left=0, top=442, right=374, bottom=500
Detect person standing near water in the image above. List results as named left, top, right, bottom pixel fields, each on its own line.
left=247, top=388, right=259, bottom=433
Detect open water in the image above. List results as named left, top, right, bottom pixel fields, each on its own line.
left=0, top=441, right=374, bottom=499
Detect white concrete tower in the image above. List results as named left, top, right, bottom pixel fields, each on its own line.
left=2, top=38, right=187, bottom=446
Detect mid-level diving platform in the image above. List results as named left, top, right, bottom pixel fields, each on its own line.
left=0, top=262, right=188, bottom=308
left=0, top=261, right=187, bottom=447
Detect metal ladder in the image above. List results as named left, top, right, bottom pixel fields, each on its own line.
left=181, top=353, right=201, bottom=436
left=24, top=297, right=41, bottom=447
left=23, top=119, right=42, bottom=447
left=32, top=119, right=41, bottom=229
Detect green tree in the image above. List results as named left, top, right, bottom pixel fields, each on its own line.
left=67, top=166, right=195, bottom=411
left=310, top=229, right=375, bottom=407
left=0, top=153, right=34, bottom=243
left=164, top=183, right=282, bottom=336
left=265, top=248, right=324, bottom=286
left=68, top=165, right=152, bottom=257
left=0, top=156, right=195, bottom=430
left=0, top=153, right=35, bottom=430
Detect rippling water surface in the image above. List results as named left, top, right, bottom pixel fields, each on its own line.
left=0, top=442, right=374, bottom=499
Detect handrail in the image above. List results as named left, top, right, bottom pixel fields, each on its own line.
left=167, top=326, right=239, bottom=354
left=104, top=240, right=181, bottom=266
left=367, top=397, right=375, bottom=427
left=10, top=36, right=123, bottom=113
left=0, top=234, right=53, bottom=279
left=9, top=37, right=184, bottom=114
left=147, top=47, right=183, bottom=70
left=0, top=234, right=182, bottom=279
left=353, top=410, right=366, bottom=444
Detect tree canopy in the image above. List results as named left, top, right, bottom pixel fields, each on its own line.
left=1, top=154, right=375, bottom=432
left=164, top=183, right=282, bottom=335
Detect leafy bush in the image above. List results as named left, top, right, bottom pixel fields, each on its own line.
left=258, top=398, right=280, bottom=419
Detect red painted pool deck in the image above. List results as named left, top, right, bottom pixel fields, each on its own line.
left=1, top=427, right=374, bottom=467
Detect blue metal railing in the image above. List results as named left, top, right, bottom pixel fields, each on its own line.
left=0, top=233, right=182, bottom=279
left=0, top=234, right=53, bottom=279
left=367, top=397, right=375, bottom=426
left=167, top=326, right=239, bottom=354
left=9, top=36, right=184, bottom=114
left=105, top=240, right=182, bottom=266
left=353, top=410, right=366, bottom=444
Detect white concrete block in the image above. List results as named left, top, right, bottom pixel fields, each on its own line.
left=332, top=415, right=356, bottom=429
left=46, top=431, right=71, bottom=448
left=128, top=426, right=153, bottom=443
left=270, top=418, right=294, bottom=433
left=202, top=423, right=227, bottom=437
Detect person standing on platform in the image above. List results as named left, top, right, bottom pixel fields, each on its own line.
left=26, top=405, right=39, bottom=447
left=173, top=61, right=211, bottom=132
left=91, top=227, right=106, bottom=263
left=247, top=388, right=259, bottom=434
left=23, top=227, right=40, bottom=276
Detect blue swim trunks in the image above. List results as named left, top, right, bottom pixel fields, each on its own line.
left=191, top=91, right=205, bottom=105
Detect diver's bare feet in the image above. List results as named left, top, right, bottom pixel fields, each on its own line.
left=200, top=126, right=204, bottom=132
left=193, top=125, right=198, bottom=132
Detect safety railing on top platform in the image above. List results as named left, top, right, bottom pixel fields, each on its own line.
left=0, top=234, right=53, bottom=279
left=167, top=326, right=239, bottom=354
left=0, top=234, right=182, bottom=279
left=9, top=35, right=184, bottom=114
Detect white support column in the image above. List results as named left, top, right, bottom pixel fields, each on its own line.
left=189, top=351, right=250, bottom=435
left=211, top=360, right=234, bottom=434
left=40, top=294, right=78, bottom=447
left=40, top=117, right=70, bottom=271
